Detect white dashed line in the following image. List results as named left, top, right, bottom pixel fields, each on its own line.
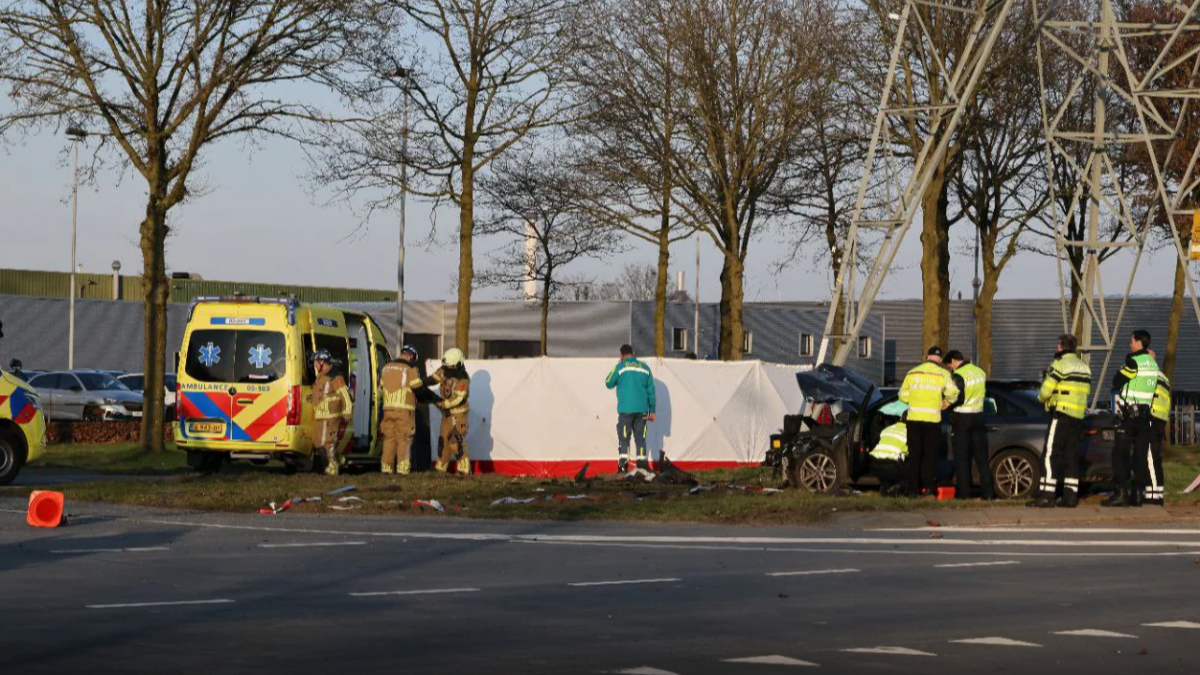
left=87, top=599, right=234, bottom=609
left=258, top=542, right=366, bottom=548
left=1143, top=621, right=1200, bottom=629
left=52, top=547, right=170, bottom=554
left=934, top=561, right=1020, bottom=568
left=873, top=527, right=1200, bottom=535
left=1053, top=629, right=1138, bottom=638
left=951, top=637, right=1041, bottom=647
left=569, top=578, right=681, bottom=587
left=841, top=646, right=936, bottom=656
left=349, top=587, right=480, bottom=597
left=767, top=568, right=860, bottom=577
left=612, top=668, right=681, bottom=675
left=723, top=655, right=819, bottom=666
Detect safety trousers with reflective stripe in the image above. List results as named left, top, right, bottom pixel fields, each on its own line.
left=1039, top=412, right=1083, bottom=499
left=1142, top=418, right=1167, bottom=501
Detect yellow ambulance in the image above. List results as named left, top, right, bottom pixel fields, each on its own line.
left=175, top=297, right=391, bottom=472
left=0, top=367, right=47, bottom=485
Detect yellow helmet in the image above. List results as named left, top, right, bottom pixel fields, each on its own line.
left=442, top=347, right=465, bottom=367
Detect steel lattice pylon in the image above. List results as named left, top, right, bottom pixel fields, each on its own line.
left=820, top=0, right=1200, bottom=394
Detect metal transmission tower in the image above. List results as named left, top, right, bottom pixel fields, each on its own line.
left=820, top=0, right=1200, bottom=383
left=816, top=0, right=1019, bottom=366
left=1035, top=0, right=1200, bottom=399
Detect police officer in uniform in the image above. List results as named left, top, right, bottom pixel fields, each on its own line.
left=379, top=345, right=421, bottom=475
left=311, top=349, right=353, bottom=476
left=425, top=348, right=471, bottom=475
left=945, top=350, right=995, bottom=500
left=870, top=408, right=910, bottom=497
left=898, top=346, right=960, bottom=497
left=1104, top=330, right=1161, bottom=507
left=1032, top=334, right=1091, bottom=508
left=1146, top=359, right=1171, bottom=506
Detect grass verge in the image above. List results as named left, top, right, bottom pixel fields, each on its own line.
left=34, top=442, right=189, bottom=474
left=13, top=443, right=1200, bottom=524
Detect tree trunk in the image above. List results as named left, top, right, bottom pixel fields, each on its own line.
left=1164, top=227, right=1192, bottom=381
left=920, top=166, right=951, bottom=352
left=975, top=274, right=999, bottom=374
left=826, top=213, right=845, bottom=358
left=539, top=269, right=550, bottom=357
left=138, top=173, right=169, bottom=453
left=653, top=224, right=670, bottom=356
left=456, top=153, right=475, bottom=355
left=717, top=252, right=745, bottom=360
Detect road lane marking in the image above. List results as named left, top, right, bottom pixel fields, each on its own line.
left=349, top=587, right=480, bottom=597
left=613, top=668, right=681, bottom=675
left=951, top=637, right=1041, bottom=647
left=842, top=646, right=936, bottom=656
left=1144, top=621, right=1200, bottom=629
left=723, top=655, right=819, bottom=666
left=515, top=539, right=1200, bottom=558
left=873, top=527, right=1200, bottom=535
left=258, top=541, right=366, bottom=548
left=52, top=547, right=170, bottom=554
left=1053, top=629, right=1138, bottom=638
left=766, top=568, right=860, bottom=577
left=569, top=578, right=681, bottom=587
left=934, top=561, right=1020, bottom=568
left=87, top=599, right=234, bottom=609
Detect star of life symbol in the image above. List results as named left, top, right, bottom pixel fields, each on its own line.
left=198, top=342, right=221, bottom=367
left=248, top=344, right=273, bottom=369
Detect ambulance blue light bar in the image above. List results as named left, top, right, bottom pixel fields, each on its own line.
left=188, top=296, right=300, bottom=325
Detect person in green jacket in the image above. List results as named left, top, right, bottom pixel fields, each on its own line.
left=605, top=344, right=656, bottom=473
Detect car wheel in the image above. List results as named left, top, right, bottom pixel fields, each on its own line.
left=0, top=429, right=25, bottom=486
left=791, top=448, right=845, bottom=494
left=991, top=449, right=1039, bottom=500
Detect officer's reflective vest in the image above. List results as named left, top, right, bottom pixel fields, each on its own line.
left=899, top=361, right=959, bottom=423
left=954, top=362, right=987, bottom=414
left=1151, top=373, right=1171, bottom=423
left=1038, top=353, right=1091, bottom=419
left=870, top=423, right=909, bottom=462
left=1118, top=353, right=1160, bottom=408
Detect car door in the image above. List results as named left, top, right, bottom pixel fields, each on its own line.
left=59, top=374, right=88, bottom=420
left=29, top=374, right=60, bottom=420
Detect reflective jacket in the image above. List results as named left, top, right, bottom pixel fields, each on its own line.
left=952, top=362, right=987, bottom=414
left=870, top=422, right=908, bottom=462
left=899, top=361, right=959, bottom=423
left=1151, top=372, right=1171, bottom=423
left=313, top=369, right=353, bottom=421
left=605, top=356, right=656, bottom=415
left=380, top=359, right=420, bottom=412
left=428, top=366, right=469, bottom=416
left=1114, top=351, right=1160, bottom=409
left=1038, top=352, right=1091, bottom=419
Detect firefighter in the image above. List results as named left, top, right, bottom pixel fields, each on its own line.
left=379, top=345, right=421, bottom=475
left=1104, top=330, right=1161, bottom=507
left=1032, top=333, right=1091, bottom=508
left=870, top=406, right=910, bottom=497
left=898, top=346, right=959, bottom=497
left=311, top=349, right=353, bottom=476
left=425, top=347, right=471, bottom=475
left=604, top=344, right=656, bottom=473
left=945, top=350, right=995, bottom=500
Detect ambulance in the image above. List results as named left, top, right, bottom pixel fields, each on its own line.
left=175, top=297, right=391, bottom=472
left=0, top=367, right=47, bottom=485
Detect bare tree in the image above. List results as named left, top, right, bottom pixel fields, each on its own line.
left=476, top=149, right=620, bottom=354
left=665, top=0, right=834, bottom=359
left=590, top=263, right=691, bottom=302
left=316, top=0, right=576, bottom=356
left=567, top=0, right=695, bottom=356
left=951, top=5, right=1047, bottom=373
left=0, top=0, right=362, bottom=451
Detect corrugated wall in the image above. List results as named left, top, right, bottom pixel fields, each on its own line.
left=441, top=301, right=633, bottom=358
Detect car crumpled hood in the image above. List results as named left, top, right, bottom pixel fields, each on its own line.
left=794, top=364, right=881, bottom=412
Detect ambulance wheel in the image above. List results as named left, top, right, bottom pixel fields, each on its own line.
left=791, top=448, right=845, bottom=494
left=0, top=429, right=25, bottom=486
left=187, top=451, right=223, bottom=474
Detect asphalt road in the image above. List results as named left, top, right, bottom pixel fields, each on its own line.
left=2, top=499, right=1200, bottom=675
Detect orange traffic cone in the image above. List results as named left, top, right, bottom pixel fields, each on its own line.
left=27, top=490, right=64, bottom=528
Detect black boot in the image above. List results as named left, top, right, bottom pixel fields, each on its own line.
left=1102, top=489, right=1127, bottom=508
left=1058, top=491, right=1079, bottom=508
left=1026, top=495, right=1056, bottom=508
left=617, top=458, right=629, bottom=474
left=1127, top=490, right=1143, bottom=507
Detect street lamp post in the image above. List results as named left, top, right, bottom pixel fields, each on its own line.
left=393, top=67, right=412, bottom=353
left=66, top=126, right=87, bottom=369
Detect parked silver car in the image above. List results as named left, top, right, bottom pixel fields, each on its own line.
left=28, top=370, right=144, bottom=421
left=116, top=372, right=177, bottom=420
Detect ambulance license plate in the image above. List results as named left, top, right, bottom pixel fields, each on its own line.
left=189, top=421, right=225, bottom=435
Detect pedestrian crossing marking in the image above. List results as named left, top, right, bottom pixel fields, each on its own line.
left=951, top=637, right=1041, bottom=647
left=1053, top=629, right=1137, bottom=638
left=841, top=646, right=936, bottom=656
left=723, top=655, right=819, bottom=666
left=1143, top=621, right=1200, bottom=629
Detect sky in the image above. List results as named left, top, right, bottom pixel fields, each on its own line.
left=0, top=125, right=1190, bottom=305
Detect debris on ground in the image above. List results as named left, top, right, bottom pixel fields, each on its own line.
left=258, top=499, right=292, bottom=515
left=623, top=468, right=657, bottom=482
left=291, top=496, right=322, bottom=504
left=491, top=497, right=538, bottom=506
left=689, top=485, right=717, bottom=494
left=653, top=454, right=699, bottom=485
left=327, top=486, right=357, bottom=495
left=574, top=462, right=591, bottom=483
left=337, top=495, right=364, bottom=503
left=413, top=499, right=447, bottom=513
left=330, top=504, right=362, bottom=511
left=548, top=493, right=595, bottom=501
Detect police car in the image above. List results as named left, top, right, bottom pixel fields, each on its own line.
left=0, top=366, right=47, bottom=485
